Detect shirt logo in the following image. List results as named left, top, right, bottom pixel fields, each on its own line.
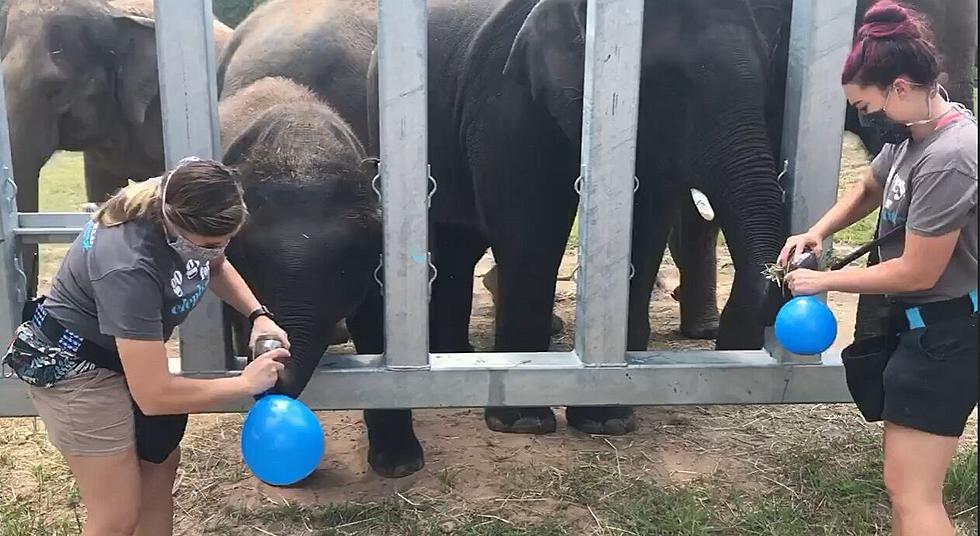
left=884, top=174, right=906, bottom=210
left=170, top=270, right=184, bottom=298
left=81, top=221, right=99, bottom=251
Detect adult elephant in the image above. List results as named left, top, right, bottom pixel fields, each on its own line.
left=669, top=0, right=978, bottom=343
left=369, top=0, right=786, bottom=435
left=0, top=0, right=232, bottom=295
left=216, top=0, right=376, bottom=146
left=219, top=76, right=423, bottom=479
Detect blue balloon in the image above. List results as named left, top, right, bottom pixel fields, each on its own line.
left=241, top=395, right=325, bottom=486
left=775, top=296, right=838, bottom=355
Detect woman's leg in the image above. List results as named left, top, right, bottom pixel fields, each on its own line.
left=64, top=449, right=142, bottom=536
left=135, top=447, right=181, bottom=536
left=883, top=421, right=960, bottom=536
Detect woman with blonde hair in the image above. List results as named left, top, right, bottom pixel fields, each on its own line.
left=4, top=157, right=291, bottom=536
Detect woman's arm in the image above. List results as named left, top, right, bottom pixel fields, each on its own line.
left=785, top=229, right=960, bottom=296
left=209, top=258, right=261, bottom=317
left=116, top=338, right=288, bottom=416
left=209, top=258, right=290, bottom=348
left=778, top=169, right=883, bottom=265
left=810, top=169, right=884, bottom=239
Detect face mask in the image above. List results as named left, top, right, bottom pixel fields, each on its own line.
left=161, top=158, right=227, bottom=264
left=859, top=83, right=941, bottom=145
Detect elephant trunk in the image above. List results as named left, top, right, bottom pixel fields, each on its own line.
left=697, top=112, right=786, bottom=349
left=267, top=293, right=333, bottom=399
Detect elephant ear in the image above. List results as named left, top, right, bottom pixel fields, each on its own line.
left=111, top=13, right=159, bottom=130
left=502, top=0, right=588, bottom=103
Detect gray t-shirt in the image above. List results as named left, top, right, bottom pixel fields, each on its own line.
left=870, top=112, right=978, bottom=304
left=43, top=217, right=213, bottom=350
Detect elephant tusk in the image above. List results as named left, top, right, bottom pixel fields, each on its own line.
left=690, top=188, right=715, bottom=221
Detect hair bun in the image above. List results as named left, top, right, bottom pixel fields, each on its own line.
left=857, top=0, right=926, bottom=41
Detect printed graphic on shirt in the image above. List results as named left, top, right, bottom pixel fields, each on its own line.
left=881, top=170, right=909, bottom=226
left=81, top=221, right=98, bottom=251
left=167, top=259, right=211, bottom=318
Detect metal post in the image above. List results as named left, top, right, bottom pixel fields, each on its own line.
left=154, top=0, right=229, bottom=371
left=0, top=63, right=25, bottom=343
left=376, top=0, right=430, bottom=370
left=575, top=0, right=645, bottom=366
left=770, top=0, right=857, bottom=363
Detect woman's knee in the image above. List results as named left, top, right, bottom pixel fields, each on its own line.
left=84, top=502, right=141, bottom=536
left=884, top=462, right=943, bottom=511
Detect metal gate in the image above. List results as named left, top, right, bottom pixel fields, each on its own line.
left=0, top=0, right=859, bottom=416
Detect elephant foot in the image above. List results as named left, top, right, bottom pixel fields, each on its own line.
left=484, top=407, right=556, bottom=434
left=566, top=406, right=637, bottom=435
left=680, top=321, right=719, bottom=340
left=367, top=433, right=424, bottom=479
left=551, top=314, right=564, bottom=335
left=364, top=409, right=424, bottom=478
left=330, top=320, right=351, bottom=346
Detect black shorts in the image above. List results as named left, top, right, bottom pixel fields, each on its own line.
left=882, top=314, right=978, bottom=437
left=134, top=403, right=188, bottom=464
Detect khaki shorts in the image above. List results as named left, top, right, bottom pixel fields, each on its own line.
left=29, top=368, right=136, bottom=456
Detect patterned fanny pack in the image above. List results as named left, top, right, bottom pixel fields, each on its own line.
left=2, top=322, right=89, bottom=387
left=2, top=299, right=98, bottom=387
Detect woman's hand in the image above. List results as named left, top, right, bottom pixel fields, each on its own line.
left=250, top=316, right=291, bottom=350
left=238, top=348, right=289, bottom=396
left=784, top=268, right=831, bottom=296
left=777, top=231, right=824, bottom=267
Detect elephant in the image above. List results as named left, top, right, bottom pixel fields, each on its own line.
left=218, top=76, right=424, bottom=479
left=217, top=1, right=426, bottom=479
left=216, top=0, right=377, bottom=146
left=667, top=0, right=979, bottom=344
left=0, top=0, right=233, bottom=296
left=366, top=0, right=786, bottom=436
left=670, top=0, right=977, bottom=346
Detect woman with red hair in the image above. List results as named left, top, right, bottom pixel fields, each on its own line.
left=779, top=1, right=977, bottom=534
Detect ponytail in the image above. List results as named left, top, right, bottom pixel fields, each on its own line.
left=94, top=179, right=162, bottom=227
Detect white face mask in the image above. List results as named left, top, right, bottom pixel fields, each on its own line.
left=160, top=157, right=228, bottom=264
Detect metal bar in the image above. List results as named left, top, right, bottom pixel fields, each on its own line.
left=769, top=0, right=857, bottom=363
left=0, top=62, right=24, bottom=342
left=575, top=0, right=645, bottom=366
left=376, top=0, right=430, bottom=370
left=0, top=350, right=851, bottom=416
left=14, top=212, right=90, bottom=244
left=154, top=0, right=229, bottom=372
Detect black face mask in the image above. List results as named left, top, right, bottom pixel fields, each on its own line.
left=859, top=109, right=911, bottom=145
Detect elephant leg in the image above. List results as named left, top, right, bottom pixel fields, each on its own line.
left=347, top=285, right=424, bottom=478
left=670, top=201, right=720, bottom=340
left=83, top=150, right=130, bottom=204
left=484, top=253, right=565, bottom=434
left=483, top=263, right=564, bottom=335
left=481, top=180, right=577, bottom=435
left=566, top=186, right=676, bottom=436
left=15, top=175, right=40, bottom=299
left=430, top=224, right=488, bottom=353
left=330, top=320, right=351, bottom=346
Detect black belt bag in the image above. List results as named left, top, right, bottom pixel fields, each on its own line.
left=22, top=296, right=124, bottom=373
left=842, top=290, right=979, bottom=422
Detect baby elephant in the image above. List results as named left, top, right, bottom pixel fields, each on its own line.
left=219, top=77, right=424, bottom=479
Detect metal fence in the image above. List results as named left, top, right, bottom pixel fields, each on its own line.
left=0, top=0, right=858, bottom=416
